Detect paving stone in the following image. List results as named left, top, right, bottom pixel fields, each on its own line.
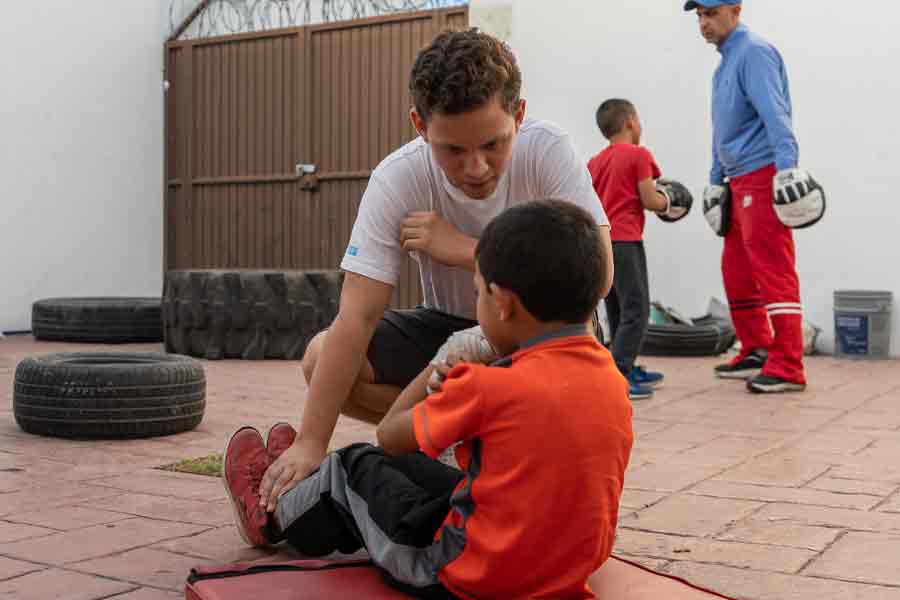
left=2, top=517, right=208, bottom=564
left=0, top=520, right=56, bottom=543
left=690, top=480, right=882, bottom=510
left=624, top=461, right=724, bottom=493
left=620, top=494, right=762, bottom=537
left=615, top=527, right=815, bottom=573
left=0, top=569, right=135, bottom=599
left=672, top=435, right=776, bottom=467
left=73, top=547, right=216, bottom=591
left=89, top=493, right=233, bottom=526
left=614, top=528, right=692, bottom=558
left=152, top=526, right=275, bottom=563
left=0, top=556, right=44, bottom=581
left=781, top=431, right=876, bottom=456
left=714, top=455, right=831, bottom=487
left=699, top=405, right=841, bottom=433
left=0, top=484, right=121, bottom=518
left=829, top=410, right=900, bottom=431
left=634, top=402, right=722, bottom=426
left=631, top=419, right=671, bottom=438
left=754, top=503, right=900, bottom=534
left=618, top=489, right=668, bottom=511
left=804, top=531, right=900, bottom=586
left=806, top=476, right=897, bottom=498
left=828, top=461, right=900, bottom=484
left=8, top=505, right=131, bottom=531
left=665, top=562, right=900, bottom=600
left=875, top=493, right=900, bottom=513
left=716, top=520, right=842, bottom=551
left=87, top=469, right=228, bottom=501
left=610, top=554, right=670, bottom=572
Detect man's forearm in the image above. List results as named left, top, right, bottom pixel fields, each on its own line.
left=298, top=311, right=379, bottom=450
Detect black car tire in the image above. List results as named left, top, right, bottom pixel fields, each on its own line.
left=14, top=352, right=205, bottom=439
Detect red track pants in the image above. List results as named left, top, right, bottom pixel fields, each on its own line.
left=723, top=164, right=806, bottom=384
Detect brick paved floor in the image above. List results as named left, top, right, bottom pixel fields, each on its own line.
left=1, top=335, right=899, bottom=599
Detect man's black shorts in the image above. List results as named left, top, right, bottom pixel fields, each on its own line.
left=367, top=307, right=477, bottom=388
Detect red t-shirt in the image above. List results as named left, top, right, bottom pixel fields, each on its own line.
left=413, top=332, right=633, bottom=600
left=587, top=144, right=661, bottom=242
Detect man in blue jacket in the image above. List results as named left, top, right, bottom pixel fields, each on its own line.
left=687, top=0, right=825, bottom=394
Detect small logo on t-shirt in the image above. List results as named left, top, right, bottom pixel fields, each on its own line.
left=346, top=245, right=359, bottom=257
left=743, top=195, right=753, bottom=208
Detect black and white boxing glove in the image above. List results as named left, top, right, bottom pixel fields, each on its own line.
left=656, top=179, right=694, bottom=223
left=773, top=168, right=826, bottom=229
left=702, top=184, right=732, bottom=237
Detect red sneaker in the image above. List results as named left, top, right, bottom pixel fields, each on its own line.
left=265, top=422, right=297, bottom=464
left=222, top=426, right=272, bottom=547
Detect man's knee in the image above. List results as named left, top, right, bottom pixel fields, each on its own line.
left=300, top=330, right=377, bottom=386
left=301, top=331, right=327, bottom=384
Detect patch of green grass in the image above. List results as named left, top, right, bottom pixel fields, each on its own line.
left=159, top=453, right=223, bottom=477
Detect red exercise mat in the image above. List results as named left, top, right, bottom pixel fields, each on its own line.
left=186, top=556, right=738, bottom=599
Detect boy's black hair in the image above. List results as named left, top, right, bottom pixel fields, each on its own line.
left=595, top=98, right=636, bottom=139
left=410, top=28, right=522, bottom=123
left=475, top=200, right=605, bottom=324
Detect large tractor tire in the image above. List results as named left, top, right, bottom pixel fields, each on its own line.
left=162, top=270, right=343, bottom=360
left=32, top=298, right=163, bottom=343
left=14, top=352, right=205, bottom=439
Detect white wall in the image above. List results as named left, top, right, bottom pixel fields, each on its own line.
left=511, top=0, right=900, bottom=355
left=0, top=2, right=165, bottom=332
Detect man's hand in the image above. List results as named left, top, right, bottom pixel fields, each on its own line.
left=400, top=211, right=476, bottom=269
left=259, top=437, right=326, bottom=513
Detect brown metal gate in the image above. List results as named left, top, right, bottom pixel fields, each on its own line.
left=164, top=7, right=468, bottom=308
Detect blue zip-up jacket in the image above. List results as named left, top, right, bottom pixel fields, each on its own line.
left=710, top=24, right=798, bottom=184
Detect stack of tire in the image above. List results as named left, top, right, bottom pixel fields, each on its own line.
left=17, top=297, right=204, bottom=439
left=642, top=315, right=736, bottom=357
left=32, top=297, right=163, bottom=343
left=162, top=269, right=343, bottom=360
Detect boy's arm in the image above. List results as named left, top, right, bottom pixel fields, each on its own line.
left=635, top=148, right=666, bottom=212
left=638, top=178, right=668, bottom=212
left=377, top=366, right=434, bottom=455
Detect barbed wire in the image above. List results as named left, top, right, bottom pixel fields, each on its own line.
left=169, top=0, right=469, bottom=40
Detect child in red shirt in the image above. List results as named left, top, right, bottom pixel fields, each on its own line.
left=588, top=98, right=669, bottom=400
left=222, top=200, right=633, bottom=599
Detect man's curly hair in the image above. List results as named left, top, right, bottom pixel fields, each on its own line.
left=409, top=28, right=522, bottom=122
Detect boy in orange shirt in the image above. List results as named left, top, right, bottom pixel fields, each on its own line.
left=222, top=200, right=634, bottom=599
left=588, top=98, right=690, bottom=400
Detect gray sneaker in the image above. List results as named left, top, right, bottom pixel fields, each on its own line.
left=747, top=374, right=806, bottom=394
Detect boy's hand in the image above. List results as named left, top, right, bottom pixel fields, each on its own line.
left=426, top=326, right=498, bottom=394
left=427, top=362, right=455, bottom=394
left=401, top=211, right=476, bottom=269
left=259, top=437, right=325, bottom=513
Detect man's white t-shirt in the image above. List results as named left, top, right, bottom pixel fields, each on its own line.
left=340, top=118, right=609, bottom=320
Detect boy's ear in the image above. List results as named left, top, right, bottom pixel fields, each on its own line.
left=489, top=283, right=518, bottom=321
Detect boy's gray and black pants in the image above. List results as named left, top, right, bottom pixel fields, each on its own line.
left=275, top=443, right=463, bottom=599
left=606, top=241, right=650, bottom=376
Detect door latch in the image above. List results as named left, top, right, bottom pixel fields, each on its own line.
left=296, top=163, right=318, bottom=191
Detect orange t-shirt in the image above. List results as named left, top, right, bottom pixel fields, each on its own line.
left=413, top=329, right=633, bottom=599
